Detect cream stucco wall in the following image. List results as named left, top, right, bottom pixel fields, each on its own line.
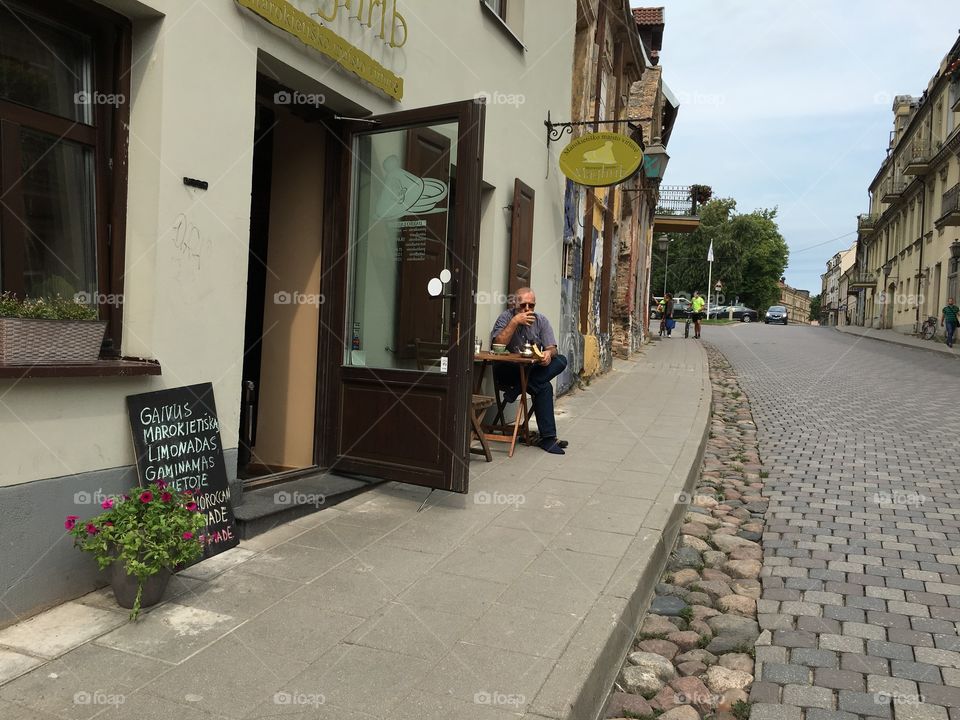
left=0, top=0, right=575, bottom=487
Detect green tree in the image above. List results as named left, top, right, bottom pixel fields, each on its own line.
left=650, top=198, right=789, bottom=310
left=808, top=294, right=821, bottom=321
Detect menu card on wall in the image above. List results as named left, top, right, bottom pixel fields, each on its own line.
left=126, top=383, right=238, bottom=559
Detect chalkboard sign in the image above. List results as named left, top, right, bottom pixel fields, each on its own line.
left=126, top=383, right=238, bottom=560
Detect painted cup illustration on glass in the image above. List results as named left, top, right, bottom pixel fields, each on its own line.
left=375, top=155, right=448, bottom=218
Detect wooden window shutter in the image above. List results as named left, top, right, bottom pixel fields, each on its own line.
left=509, top=178, right=535, bottom=297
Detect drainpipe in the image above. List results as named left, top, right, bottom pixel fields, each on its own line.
left=915, top=177, right=926, bottom=332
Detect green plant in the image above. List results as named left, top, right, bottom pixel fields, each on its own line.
left=759, top=470, right=769, bottom=479
left=678, top=606, right=694, bottom=622
left=732, top=700, right=752, bottom=720
left=0, top=293, right=98, bottom=321
left=690, top=184, right=713, bottom=204
left=65, top=482, right=206, bottom=618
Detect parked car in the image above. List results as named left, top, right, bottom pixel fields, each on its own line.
left=725, top=305, right=759, bottom=322
left=765, top=305, right=788, bottom=324
left=650, top=297, right=691, bottom=319
left=706, top=304, right=728, bottom=319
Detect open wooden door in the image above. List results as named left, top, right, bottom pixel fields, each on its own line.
left=319, top=100, right=485, bottom=493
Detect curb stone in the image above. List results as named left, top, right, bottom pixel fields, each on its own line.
left=603, top=345, right=768, bottom=720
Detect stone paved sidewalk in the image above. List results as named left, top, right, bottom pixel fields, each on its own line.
left=711, top=323, right=960, bottom=720
left=835, top=324, right=960, bottom=357
left=0, top=339, right=710, bottom=720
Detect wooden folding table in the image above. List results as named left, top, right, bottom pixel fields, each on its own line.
left=473, top=351, right=539, bottom=457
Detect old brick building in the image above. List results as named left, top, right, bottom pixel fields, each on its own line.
left=557, top=3, right=683, bottom=391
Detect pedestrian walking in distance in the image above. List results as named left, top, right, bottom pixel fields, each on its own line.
left=942, top=297, right=959, bottom=348
left=691, top=291, right=705, bottom=339
left=661, top=293, right=675, bottom=337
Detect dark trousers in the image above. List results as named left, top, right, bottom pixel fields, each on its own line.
left=947, top=320, right=958, bottom=347
left=493, top=355, right=568, bottom=439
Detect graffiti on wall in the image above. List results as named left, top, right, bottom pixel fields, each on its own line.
left=557, top=277, right=584, bottom=396
left=558, top=180, right=582, bottom=396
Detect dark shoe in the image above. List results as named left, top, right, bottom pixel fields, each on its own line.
left=557, top=439, right=569, bottom=448
left=540, top=437, right=565, bottom=455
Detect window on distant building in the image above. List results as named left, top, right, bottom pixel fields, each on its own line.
left=0, top=1, right=131, bottom=354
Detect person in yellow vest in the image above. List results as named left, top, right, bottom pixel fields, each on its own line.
left=691, top=291, right=706, bottom=339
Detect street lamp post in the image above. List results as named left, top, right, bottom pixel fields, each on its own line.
left=657, top=234, right=671, bottom=296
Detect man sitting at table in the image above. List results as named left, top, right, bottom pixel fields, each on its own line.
left=490, top=287, right=568, bottom=454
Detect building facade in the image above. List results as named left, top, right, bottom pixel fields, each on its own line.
left=556, top=1, right=658, bottom=391
left=820, top=244, right=856, bottom=325
left=778, top=280, right=812, bottom=325
left=851, top=35, right=960, bottom=332
left=0, top=0, right=579, bottom=624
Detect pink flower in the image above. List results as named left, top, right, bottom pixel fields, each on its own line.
left=183, top=490, right=193, bottom=496
left=161, top=492, right=173, bottom=503
left=101, top=498, right=114, bottom=510
left=104, top=521, right=114, bottom=527
left=185, top=501, right=198, bottom=512
left=155, top=479, right=167, bottom=489
left=85, top=523, right=98, bottom=535
left=123, top=494, right=130, bottom=501
left=139, top=490, right=153, bottom=503
left=182, top=532, right=194, bottom=540
left=198, top=534, right=206, bottom=544
left=64, top=515, right=80, bottom=531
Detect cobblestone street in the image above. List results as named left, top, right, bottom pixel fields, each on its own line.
left=709, top=324, right=960, bottom=720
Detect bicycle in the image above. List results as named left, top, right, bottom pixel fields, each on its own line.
left=684, top=315, right=691, bottom=338
left=920, top=316, right=938, bottom=341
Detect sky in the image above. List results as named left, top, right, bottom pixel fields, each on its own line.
left=637, top=0, right=960, bottom=294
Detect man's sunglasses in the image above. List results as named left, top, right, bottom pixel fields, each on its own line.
left=518, top=302, right=536, bottom=309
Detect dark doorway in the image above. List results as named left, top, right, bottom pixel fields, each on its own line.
left=239, top=92, right=325, bottom=481
left=239, top=103, right=275, bottom=478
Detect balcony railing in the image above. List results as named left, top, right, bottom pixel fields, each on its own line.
left=904, top=139, right=933, bottom=175
left=936, top=183, right=960, bottom=228
left=880, top=178, right=906, bottom=202
left=848, top=271, right=878, bottom=288
left=857, top=213, right=878, bottom=233
left=655, top=185, right=708, bottom=217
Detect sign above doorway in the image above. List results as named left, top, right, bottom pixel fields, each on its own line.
left=559, top=132, right=643, bottom=188
left=236, top=0, right=405, bottom=100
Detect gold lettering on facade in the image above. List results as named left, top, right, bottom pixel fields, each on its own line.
left=236, top=0, right=405, bottom=99
left=310, top=0, right=406, bottom=47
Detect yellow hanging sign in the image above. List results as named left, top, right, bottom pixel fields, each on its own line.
left=236, top=0, right=405, bottom=101
left=559, top=132, right=643, bottom=187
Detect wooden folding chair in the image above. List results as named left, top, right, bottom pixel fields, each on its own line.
left=470, top=394, right=495, bottom=462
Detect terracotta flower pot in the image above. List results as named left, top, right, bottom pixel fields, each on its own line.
left=109, top=563, right=171, bottom=610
